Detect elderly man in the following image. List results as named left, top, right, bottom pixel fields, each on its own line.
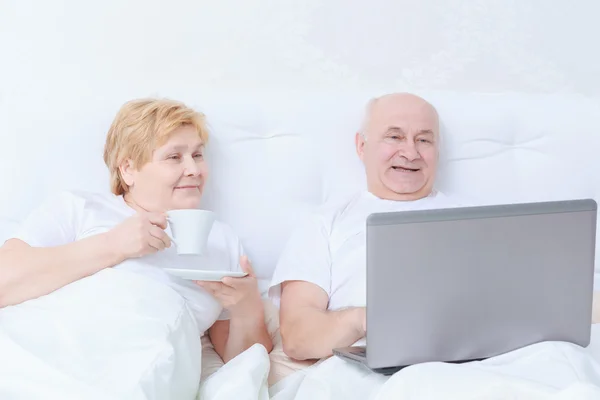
left=268, top=92, right=462, bottom=361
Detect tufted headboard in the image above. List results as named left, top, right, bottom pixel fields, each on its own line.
left=1, top=91, right=599, bottom=291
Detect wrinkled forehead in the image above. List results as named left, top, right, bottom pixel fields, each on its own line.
left=370, top=101, right=439, bottom=137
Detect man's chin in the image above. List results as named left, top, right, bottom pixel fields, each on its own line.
left=387, top=180, right=426, bottom=194
left=383, top=182, right=433, bottom=200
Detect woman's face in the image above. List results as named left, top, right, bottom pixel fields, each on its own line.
left=122, top=125, right=208, bottom=212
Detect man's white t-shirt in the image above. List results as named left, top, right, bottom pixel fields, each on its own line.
left=269, top=190, right=463, bottom=311
left=11, top=190, right=243, bottom=333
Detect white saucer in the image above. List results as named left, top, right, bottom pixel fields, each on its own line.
left=164, top=268, right=248, bottom=281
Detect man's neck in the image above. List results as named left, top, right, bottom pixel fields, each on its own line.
left=367, top=186, right=434, bottom=202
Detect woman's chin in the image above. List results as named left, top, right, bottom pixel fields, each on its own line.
left=170, top=203, right=201, bottom=210
left=169, top=197, right=202, bottom=210
left=169, top=190, right=203, bottom=208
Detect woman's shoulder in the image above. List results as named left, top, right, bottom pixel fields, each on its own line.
left=30, top=190, right=88, bottom=214
left=40, top=189, right=116, bottom=206
left=33, top=190, right=128, bottom=222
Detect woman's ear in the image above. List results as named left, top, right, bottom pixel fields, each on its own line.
left=119, top=159, right=136, bottom=187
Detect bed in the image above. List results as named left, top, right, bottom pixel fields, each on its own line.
left=1, top=91, right=600, bottom=398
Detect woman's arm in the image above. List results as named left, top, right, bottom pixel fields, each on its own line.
left=208, top=300, right=272, bottom=363
left=0, top=235, right=122, bottom=308
left=0, top=211, right=171, bottom=308
left=198, top=256, right=273, bottom=363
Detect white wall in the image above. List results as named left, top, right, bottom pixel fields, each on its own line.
left=1, top=1, right=599, bottom=284
left=1, top=0, right=599, bottom=100
left=1, top=0, right=598, bottom=216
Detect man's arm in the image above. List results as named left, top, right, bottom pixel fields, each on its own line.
left=279, top=280, right=365, bottom=361
left=593, top=291, right=600, bottom=324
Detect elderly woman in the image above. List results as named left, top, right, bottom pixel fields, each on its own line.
left=0, top=98, right=272, bottom=363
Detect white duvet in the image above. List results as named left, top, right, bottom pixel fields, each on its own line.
left=0, top=269, right=202, bottom=400
left=202, top=333, right=600, bottom=400
left=3, top=270, right=600, bottom=399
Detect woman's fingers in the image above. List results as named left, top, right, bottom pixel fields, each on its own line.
left=240, top=256, right=255, bottom=277
left=196, top=281, right=235, bottom=296
left=149, top=225, right=171, bottom=248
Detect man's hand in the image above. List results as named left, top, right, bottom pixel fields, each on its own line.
left=359, top=306, right=366, bottom=336
left=195, top=256, right=262, bottom=318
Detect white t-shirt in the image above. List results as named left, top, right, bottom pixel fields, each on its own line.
left=11, top=190, right=244, bottom=333
left=269, top=190, right=464, bottom=311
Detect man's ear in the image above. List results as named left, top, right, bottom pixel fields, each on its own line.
left=355, top=132, right=366, bottom=161
left=119, top=159, right=136, bottom=187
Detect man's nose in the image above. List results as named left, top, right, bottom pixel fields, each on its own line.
left=397, top=142, right=420, bottom=161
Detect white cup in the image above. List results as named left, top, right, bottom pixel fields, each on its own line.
left=166, top=209, right=216, bottom=255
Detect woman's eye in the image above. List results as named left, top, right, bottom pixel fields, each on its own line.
left=168, top=154, right=180, bottom=160
left=193, top=153, right=203, bottom=159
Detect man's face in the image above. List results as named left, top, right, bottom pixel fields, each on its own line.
left=356, top=95, right=439, bottom=201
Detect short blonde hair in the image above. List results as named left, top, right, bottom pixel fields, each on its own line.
left=103, top=98, right=209, bottom=195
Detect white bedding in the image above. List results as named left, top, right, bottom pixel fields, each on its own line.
left=3, top=269, right=600, bottom=399
left=0, top=269, right=202, bottom=400
left=201, top=326, right=600, bottom=399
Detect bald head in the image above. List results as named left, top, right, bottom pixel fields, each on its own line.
left=355, top=92, right=440, bottom=201
left=360, top=93, right=439, bottom=139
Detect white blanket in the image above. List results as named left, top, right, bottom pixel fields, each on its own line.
left=201, top=336, right=600, bottom=399
left=4, top=270, right=600, bottom=399
left=0, top=269, right=202, bottom=400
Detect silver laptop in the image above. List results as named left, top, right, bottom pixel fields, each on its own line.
left=333, top=199, right=597, bottom=375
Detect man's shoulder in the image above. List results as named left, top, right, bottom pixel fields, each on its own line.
left=306, top=191, right=367, bottom=227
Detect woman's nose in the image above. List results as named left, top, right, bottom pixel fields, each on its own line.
left=183, top=156, right=201, bottom=176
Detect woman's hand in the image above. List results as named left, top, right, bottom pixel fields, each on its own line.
left=108, top=212, right=172, bottom=261
left=203, top=256, right=273, bottom=362
left=195, top=256, right=262, bottom=318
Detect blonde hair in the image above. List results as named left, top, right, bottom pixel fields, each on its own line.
left=103, top=98, right=209, bottom=195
